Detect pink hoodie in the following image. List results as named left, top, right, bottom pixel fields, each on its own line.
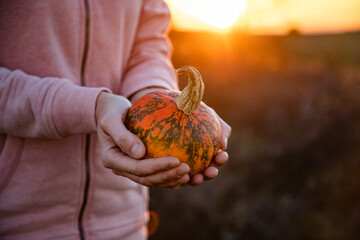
left=0, top=0, right=177, bottom=239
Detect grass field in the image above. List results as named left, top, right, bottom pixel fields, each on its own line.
left=149, top=31, right=360, bottom=240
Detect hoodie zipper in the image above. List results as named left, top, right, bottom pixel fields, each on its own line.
left=78, top=0, right=91, bottom=239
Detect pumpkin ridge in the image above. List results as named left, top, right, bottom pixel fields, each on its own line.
left=190, top=113, right=216, bottom=165
left=184, top=116, right=206, bottom=170
left=195, top=107, right=221, bottom=138
left=136, top=97, right=174, bottom=134
left=192, top=108, right=219, bottom=134
left=143, top=110, right=182, bottom=149
left=130, top=100, right=166, bottom=121
left=193, top=109, right=219, bottom=158
left=177, top=113, right=189, bottom=160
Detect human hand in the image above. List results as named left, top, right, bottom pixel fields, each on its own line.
left=96, top=91, right=190, bottom=189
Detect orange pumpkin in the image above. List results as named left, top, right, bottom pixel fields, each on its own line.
left=125, top=66, right=221, bottom=176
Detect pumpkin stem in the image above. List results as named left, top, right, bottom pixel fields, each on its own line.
left=175, top=66, right=205, bottom=115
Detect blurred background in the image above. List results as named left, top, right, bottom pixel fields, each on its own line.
left=149, top=0, right=360, bottom=239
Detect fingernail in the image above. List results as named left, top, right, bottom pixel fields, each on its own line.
left=131, top=143, right=141, bottom=157
left=223, top=151, right=229, bottom=162
left=217, top=151, right=229, bottom=165
left=222, top=137, right=228, bottom=149
left=178, top=174, right=190, bottom=185
left=177, top=164, right=190, bottom=175
left=184, top=164, right=190, bottom=173
left=169, top=159, right=180, bottom=168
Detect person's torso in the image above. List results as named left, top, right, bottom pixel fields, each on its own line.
left=0, top=1, right=148, bottom=239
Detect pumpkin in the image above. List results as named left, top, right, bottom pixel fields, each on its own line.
left=125, top=66, right=221, bottom=176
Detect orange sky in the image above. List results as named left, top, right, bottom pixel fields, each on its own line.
left=165, top=0, right=360, bottom=34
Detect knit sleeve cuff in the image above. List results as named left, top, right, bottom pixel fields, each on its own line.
left=51, top=82, right=111, bottom=137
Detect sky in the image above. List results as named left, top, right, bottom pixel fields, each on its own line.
left=165, top=0, right=360, bottom=34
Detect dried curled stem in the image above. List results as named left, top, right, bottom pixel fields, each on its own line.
left=175, top=66, right=205, bottom=115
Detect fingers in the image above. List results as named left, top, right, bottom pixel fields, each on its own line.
left=112, top=161, right=190, bottom=188
left=187, top=151, right=229, bottom=186
left=207, top=106, right=231, bottom=150
left=96, top=93, right=146, bottom=159
left=157, top=174, right=190, bottom=189
left=102, top=144, right=191, bottom=187
left=189, top=173, right=204, bottom=186
left=96, top=92, right=193, bottom=189
left=218, top=116, right=231, bottom=150
left=213, top=151, right=229, bottom=167
left=103, top=146, right=181, bottom=177
left=104, top=121, right=145, bottom=159
left=101, top=141, right=191, bottom=188
left=188, top=166, right=220, bottom=186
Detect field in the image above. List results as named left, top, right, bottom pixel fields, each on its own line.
left=149, top=31, right=360, bottom=240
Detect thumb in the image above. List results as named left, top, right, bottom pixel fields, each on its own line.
left=106, top=122, right=146, bottom=159
left=97, top=93, right=146, bottom=159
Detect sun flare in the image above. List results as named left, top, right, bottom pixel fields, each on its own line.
left=166, top=0, right=248, bottom=31
left=193, top=0, right=248, bottom=29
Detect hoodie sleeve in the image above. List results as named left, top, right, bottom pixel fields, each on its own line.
left=0, top=67, right=110, bottom=139
left=120, top=0, right=179, bottom=98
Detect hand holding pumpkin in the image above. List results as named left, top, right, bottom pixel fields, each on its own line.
left=126, top=66, right=231, bottom=187
left=96, top=92, right=190, bottom=189
left=96, top=67, right=231, bottom=189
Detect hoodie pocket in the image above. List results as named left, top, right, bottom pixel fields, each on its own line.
left=0, top=135, right=24, bottom=193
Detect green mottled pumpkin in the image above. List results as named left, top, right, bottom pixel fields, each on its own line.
left=125, top=66, right=221, bottom=176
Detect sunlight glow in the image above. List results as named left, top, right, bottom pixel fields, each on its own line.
left=166, top=0, right=247, bottom=30
left=194, top=0, right=247, bottom=29
left=166, top=0, right=360, bottom=34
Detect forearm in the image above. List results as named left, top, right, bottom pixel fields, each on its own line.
left=120, top=0, right=178, bottom=98
left=0, top=67, right=109, bottom=138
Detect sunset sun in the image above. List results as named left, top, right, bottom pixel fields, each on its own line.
left=192, top=0, right=248, bottom=29
left=166, top=0, right=248, bottom=31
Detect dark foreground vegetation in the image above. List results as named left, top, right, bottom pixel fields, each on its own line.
left=149, top=31, right=360, bottom=240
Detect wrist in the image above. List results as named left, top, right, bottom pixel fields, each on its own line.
left=95, top=92, right=133, bottom=127
left=95, top=91, right=111, bottom=125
